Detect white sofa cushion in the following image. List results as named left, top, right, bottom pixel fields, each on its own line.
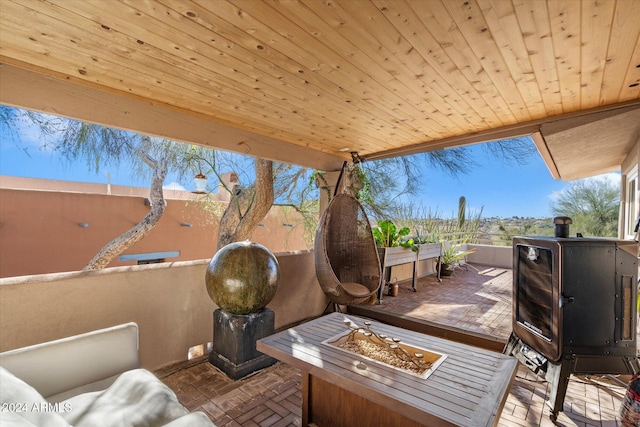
left=61, top=369, right=205, bottom=426
left=0, top=366, right=69, bottom=426
left=0, top=323, right=140, bottom=402
left=0, top=324, right=215, bottom=426
left=1, top=367, right=215, bottom=426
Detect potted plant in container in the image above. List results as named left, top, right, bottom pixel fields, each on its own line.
left=372, top=220, right=413, bottom=249
left=413, top=231, right=442, bottom=262
left=372, top=220, right=417, bottom=267
left=372, top=220, right=417, bottom=268
left=372, top=220, right=417, bottom=300
left=438, top=240, right=475, bottom=276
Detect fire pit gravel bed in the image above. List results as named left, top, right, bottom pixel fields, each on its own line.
left=338, top=338, right=432, bottom=376
left=323, top=319, right=446, bottom=379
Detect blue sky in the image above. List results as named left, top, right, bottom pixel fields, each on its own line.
left=410, top=143, right=569, bottom=219
left=0, top=109, right=618, bottom=219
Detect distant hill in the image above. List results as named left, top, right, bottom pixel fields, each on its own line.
left=478, top=217, right=554, bottom=246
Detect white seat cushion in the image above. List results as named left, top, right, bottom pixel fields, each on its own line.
left=0, top=323, right=140, bottom=401
left=0, top=367, right=215, bottom=427
left=61, top=369, right=194, bottom=426
left=0, top=366, right=70, bottom=426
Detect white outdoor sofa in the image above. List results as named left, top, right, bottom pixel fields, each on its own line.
left=0, top=322, right=214, bottom=426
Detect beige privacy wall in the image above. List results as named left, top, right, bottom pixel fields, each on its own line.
left=0, top=251, right=327, bottom=371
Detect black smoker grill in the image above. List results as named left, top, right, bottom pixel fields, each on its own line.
left=504, top=235, right=640, bottom=420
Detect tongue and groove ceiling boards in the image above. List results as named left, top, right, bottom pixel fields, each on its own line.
left=0, top=0, right=639, bottom=178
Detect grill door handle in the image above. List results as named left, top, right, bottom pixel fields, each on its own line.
left=560, top=293, right=575, bottom=307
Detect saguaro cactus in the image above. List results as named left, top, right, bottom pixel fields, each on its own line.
left=457, top=196, right=466, bottom=230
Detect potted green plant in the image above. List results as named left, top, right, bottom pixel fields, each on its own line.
left=372, top=220, right=413, bottom=249
left=372, top=220, right=416, bottom=261
left=438, top=240, right=475, bottom=276
left=413, top=230, right=442, bottom=262
left=372, top=220, right=417, bottom=284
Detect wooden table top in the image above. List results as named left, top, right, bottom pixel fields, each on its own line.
left=257, top=312, right=518, bottom=427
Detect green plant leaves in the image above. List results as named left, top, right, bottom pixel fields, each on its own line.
left=372, top=220, right=412, bottom=248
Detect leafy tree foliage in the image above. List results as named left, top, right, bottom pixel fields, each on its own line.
left=550, top=175, right=620, bottom=237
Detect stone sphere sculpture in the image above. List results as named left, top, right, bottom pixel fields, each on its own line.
left=205, top=241, right=279, bottom=315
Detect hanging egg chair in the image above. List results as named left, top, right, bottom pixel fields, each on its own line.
left=314, top=193, right=381, bottom=306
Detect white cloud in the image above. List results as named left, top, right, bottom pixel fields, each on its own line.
left=547, top=189, right=564, bottom=203
left=17, top=121, right=45, bottom=148
left=164, top=181, right=187, bottom=191
left=584, top=172, right=621, bottom=186
left=546, top=172, right=621, bottom=203
left=2, top=111, right=65, bottom=153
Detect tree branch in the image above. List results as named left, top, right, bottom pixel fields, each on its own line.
left=216, top=158, right=274, bottom=250
left=83, top=154, right=168, bottom=270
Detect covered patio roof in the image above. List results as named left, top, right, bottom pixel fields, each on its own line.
left=1, top=0, right=639, bottom=180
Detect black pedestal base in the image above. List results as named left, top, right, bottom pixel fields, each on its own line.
left=208, top=308, right=277, bottom=380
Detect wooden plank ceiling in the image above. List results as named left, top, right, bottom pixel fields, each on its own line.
left=1, top=0, right=639, bottom=179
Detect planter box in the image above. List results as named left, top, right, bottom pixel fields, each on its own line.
left=376, top=245, right=443, bottom=302
left=417, top=243, right=442, bottom=261
left=377, top=246, right=417, bottom=267
left=377, top=247, right=417, bottom=302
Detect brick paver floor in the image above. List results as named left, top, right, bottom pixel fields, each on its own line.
left=372, top=264, right=514, bottom=340
left=159, top=361, right=302, bottom=427
left=159, top=264, right=631, bottom=426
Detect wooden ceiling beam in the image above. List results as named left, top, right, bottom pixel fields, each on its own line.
left=364, top=99, right=640, bottom=168
left=0, top=63, right=346, bottom=172
left=531, top=132, right=560, bottom=181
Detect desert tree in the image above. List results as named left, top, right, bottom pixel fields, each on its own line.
left=23, top=113, right=175, bottom=270
left=550, top=174, right=620, bottom=237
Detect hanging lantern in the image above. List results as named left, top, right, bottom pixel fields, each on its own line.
left=194, top=173, right=207, bottom=194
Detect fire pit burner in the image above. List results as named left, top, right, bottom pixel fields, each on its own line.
left=323, top=318, right=446, bottom=379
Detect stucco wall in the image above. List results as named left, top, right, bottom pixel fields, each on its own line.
left=0, top=250, right=327, bottom=371
left=0, top=186, right=308, bottom=278
left=467, top=244, right=513, bottom=269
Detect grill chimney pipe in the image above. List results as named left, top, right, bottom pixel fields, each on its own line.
left=553, top=216, right=572, bottom=238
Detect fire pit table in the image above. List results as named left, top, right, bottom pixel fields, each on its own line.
left=257, top=313, right=518, bottom=427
